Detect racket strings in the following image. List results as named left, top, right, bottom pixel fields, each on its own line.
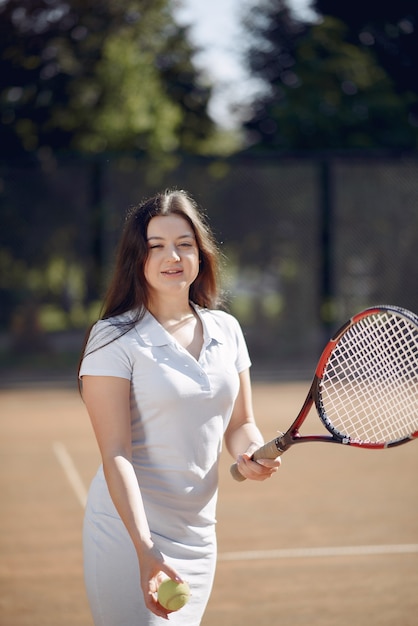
left=319, top=311, right=418, bottom=444
left=343, top=319, right=418, bottom=441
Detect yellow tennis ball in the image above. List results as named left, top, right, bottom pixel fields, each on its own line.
left=157, top=579, right=190, bottom=611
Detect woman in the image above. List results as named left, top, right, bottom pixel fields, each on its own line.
left=79, top=189, right=280, bottom=625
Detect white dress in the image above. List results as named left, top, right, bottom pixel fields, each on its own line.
left=79, top=304, right=251, bottom=626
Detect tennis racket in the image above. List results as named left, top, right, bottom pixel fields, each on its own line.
left=231, top=304, right=418, bottom=482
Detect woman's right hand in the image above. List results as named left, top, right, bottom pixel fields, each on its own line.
left=138, top=542, right=184, bottom=619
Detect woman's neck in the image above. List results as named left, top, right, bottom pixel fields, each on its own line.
left=147, top=299, right=195, bottom=328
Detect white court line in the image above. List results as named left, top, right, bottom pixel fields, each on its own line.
left=218, top=544, right=418, bottom=561
left=52, top=441, right=88, bottom=508
left=51, top=442, right=418, bottom=562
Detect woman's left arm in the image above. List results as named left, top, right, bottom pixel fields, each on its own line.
left=224, top=368, right=281, bottom=481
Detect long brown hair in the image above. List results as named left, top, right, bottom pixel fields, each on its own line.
left=78, top=189, right=223, bottom=382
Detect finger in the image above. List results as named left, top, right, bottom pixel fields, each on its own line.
left=161, top=565, right=184, bottom=583
left=238, top=454, right=278, bottom=481
left=256, top=457, right=282, bottom=469
left=237, top=454, right=267, bottom=478
left=145, top=590, right=170, bottom=619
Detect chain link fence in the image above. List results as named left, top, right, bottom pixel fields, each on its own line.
left=1, top=153, right=418, bottom=379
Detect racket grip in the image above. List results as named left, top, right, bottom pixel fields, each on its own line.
left=230, top=439, right=283, bottom=482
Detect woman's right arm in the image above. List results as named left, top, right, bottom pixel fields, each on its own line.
left=81, top=375, right=182, bottom=619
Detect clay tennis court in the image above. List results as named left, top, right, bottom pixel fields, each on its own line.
left=1, top=382, right=417, bottom=626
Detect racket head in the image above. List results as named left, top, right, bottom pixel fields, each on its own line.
left=313, top=305, right=418, bottom=449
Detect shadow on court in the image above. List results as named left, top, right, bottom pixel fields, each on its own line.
left=1, top=383, right=417, bottom=626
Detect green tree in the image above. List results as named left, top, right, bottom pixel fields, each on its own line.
left=0, top=0, right=216, bottom=157
left=0, top=0, right=223, bottom=346
left=313, top=1, right=418, bottom=100
left=240, top=0, right=418, bottom=150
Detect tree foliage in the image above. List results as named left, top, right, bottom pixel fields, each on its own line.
left=240, top=0, right=418, bottom=150
left=0, top=0, right=216, bottom=157
left=313, top=0, right=418, bottom=98
left=0, top=0, right=223, bottom=345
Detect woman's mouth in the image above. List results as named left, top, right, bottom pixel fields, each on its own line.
left=162, top=269, right=182, bottom=275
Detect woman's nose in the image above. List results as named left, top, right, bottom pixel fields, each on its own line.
left=168, top=246, right=180, bottom=261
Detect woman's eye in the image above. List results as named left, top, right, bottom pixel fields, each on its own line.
left=148, top=241, right=195, bottom=250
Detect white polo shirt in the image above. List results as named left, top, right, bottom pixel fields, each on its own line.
left=80, top=304, right=251, bottom=547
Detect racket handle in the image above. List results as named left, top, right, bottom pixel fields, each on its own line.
left=230, top=438, right=283, bottom=482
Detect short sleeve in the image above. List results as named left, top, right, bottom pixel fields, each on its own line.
left=231, top=316, right=252, bottom=373
left=79, top=320, right=133, bottom=380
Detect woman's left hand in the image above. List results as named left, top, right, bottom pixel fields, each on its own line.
left=235, top=452, right=281, bottom=481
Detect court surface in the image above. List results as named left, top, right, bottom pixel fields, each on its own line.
left=1, top=382, right=417, bottom=626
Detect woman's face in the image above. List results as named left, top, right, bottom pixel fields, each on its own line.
left=144, top=214, right=200, bottom=301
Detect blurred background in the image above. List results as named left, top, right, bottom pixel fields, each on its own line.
left=1, top=0, right=418, bottom=385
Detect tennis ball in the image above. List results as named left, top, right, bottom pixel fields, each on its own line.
left=157, top=579, right=190, bottom=611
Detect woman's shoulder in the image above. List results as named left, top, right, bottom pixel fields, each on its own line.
left=90, top=311, right=131, bottom=330
left=196, top=306, right=251, bottom=367
left=87, top=310, right=141, bottom=345
left=196, top=306, right=242, bottom=333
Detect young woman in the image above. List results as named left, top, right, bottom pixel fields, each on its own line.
left=78, top=189, right=281, bottom=626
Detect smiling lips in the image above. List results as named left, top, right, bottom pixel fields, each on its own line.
left=162, top=268, right=182, bottom=275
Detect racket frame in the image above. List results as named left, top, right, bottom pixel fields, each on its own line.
left=231, top=305, right=418, bottom=482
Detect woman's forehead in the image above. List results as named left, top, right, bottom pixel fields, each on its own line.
left=147, top=214, right=194, bottom=238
